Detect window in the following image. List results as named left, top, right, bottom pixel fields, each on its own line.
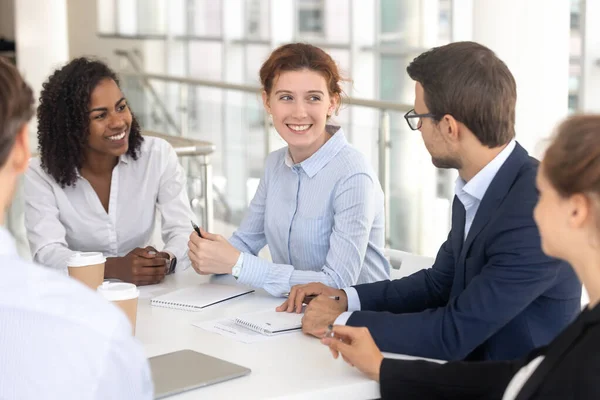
left=297, top=0, right=325, bottom=36
left=568, top=94, right=579, bottom=114
left=246, top=0, right=261, bottom=36
left=569, top=0, right=582, bottom=114
left=570, top=0, right=581, bottom=31
left=245, top=0, right=270, bottom=39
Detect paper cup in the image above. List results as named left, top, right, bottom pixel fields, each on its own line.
left=97, top=281, right=140, bottom=334
left=67, top=252, right=106, bottom=289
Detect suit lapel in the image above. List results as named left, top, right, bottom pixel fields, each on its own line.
left=451, top=196, right=465, bottom=258
left=459, top=143, right=530, bottom=261
left=449, top=197, right=465, bottom=298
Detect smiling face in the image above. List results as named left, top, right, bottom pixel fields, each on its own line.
left=86, top=78, right=132, bottom=158
left=263, top=68, right=338, bottom=163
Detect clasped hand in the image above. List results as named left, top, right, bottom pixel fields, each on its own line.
left=187, top=227, right=240, bottom=275
left=105, top=246, right=169, bottom=286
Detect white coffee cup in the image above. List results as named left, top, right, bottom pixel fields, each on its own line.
left=67, top=252, right=106, bottom=289
left=97, top=281, right=140, bottom=334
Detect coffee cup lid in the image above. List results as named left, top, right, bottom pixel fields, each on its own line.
left=97, top=281, right=140, bottom=301
left=67, top=252, right=106, bottom=267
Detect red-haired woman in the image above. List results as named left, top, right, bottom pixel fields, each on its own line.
left=188, top=43, right=390, bottom=296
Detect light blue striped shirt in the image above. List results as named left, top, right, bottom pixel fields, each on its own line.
left=229, top=127, right=390, bottom=296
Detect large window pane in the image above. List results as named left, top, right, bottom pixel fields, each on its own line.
left=297, top=0, right=325, bottom=36
left=189, top=0, right=222, bottom=37
left=245, top=0, right=270, bottom=39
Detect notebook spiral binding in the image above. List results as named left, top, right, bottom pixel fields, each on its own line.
left=151, top=299, right=202, bottom=311
left=234, top=318, right=270, bottom=335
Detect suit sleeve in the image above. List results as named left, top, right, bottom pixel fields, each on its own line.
left=351, top=228, right=456, bottom=314
left=348, top=194, right=567, bottom=360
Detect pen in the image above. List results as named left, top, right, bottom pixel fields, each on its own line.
left=324, top=324, right=335, bottom=339
left=301, top=295, right=340, bottom=305
left=191, top=221, right=203, bottom=238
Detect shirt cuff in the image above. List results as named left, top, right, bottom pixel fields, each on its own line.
left=343, top=287, right=361, bottom=311
left=232, top=252, right=244, bottom=278
left=334, top=311, right=353, bottom=326
left=236, top=253, right=267, bottom=288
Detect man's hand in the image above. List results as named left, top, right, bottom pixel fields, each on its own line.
left=321, top=325, right=384, bottom=382
left=276, top=282, right=348, bottom=313
left=105, top=246, right=169, bottom=286
left=187, top=228, right=240, bottom=275
left=301, top=295, right=347, bottom=337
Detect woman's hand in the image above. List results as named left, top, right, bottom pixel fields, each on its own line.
left=105, top=246, right=168, bottom=286
left=187, top=228, right=240, bottom=275
left=321, top=325, right=384, bottom=382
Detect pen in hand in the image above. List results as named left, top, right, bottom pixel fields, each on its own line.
left=191, top=221, right=203, bottom=238
left=324, top=324, right=335, bottom=339
left=284, top=294, right=339, bottom=305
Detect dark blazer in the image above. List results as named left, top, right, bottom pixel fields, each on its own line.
left=378, top=302, right=600, bottom=399
left=348, top=143, right=581, bottom=361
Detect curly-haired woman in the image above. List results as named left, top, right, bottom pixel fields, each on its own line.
left=24, top=58, right=193, bottom=286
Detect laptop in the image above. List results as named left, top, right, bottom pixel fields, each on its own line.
left=149, top=349, right=251, bottom=399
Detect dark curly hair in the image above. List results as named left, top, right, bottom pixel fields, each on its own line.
left=37, top=57, right=143, bottom=187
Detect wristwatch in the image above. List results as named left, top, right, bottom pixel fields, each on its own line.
left=167, top=255, right=177, bottom=274
left=231, top=253, right=244, bottom=279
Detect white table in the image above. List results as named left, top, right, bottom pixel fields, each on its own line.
left=136, top=269, right=429, bottom=400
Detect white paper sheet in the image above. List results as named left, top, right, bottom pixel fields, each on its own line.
left=138, top=284, right=168, bottom=299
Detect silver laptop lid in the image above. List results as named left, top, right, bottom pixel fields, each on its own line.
left=149, top=349, right=251, bottom=399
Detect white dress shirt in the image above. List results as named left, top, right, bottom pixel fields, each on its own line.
left=24, top=137, right=194, bottom=272
left=0, top=227, right=153, bottom=400
left=336, top=140, right=517, bottom=324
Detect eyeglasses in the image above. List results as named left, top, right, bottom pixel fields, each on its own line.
left=404, top=109, right=438, bottom=131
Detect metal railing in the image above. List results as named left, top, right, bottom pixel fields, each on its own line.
left=116, top=49, right=413, bottom=246
left=143, top=131, right=215, bottom=232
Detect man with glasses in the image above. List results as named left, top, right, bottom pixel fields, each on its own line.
left=285, top=41, right=581, bottom=362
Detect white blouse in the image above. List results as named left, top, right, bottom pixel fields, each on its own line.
left=24, top=136, right=194, bottom=272
left=502, top=356, right=545, bottom=400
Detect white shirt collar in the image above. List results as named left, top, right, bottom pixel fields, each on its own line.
left=284, top=150, right=295, bottom=168
left=283, top=127, right=347, bottom=178
left=0, top=226, right=18, bottom=257
left=455, top=140, right=516, bottom=202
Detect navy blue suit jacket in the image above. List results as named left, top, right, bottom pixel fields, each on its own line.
left=348, top=143, right=581, bottom=361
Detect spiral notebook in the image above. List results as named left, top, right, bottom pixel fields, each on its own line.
left=234, top=309, right=303, bottom=335
left=151, top=284, right=254, bottom=311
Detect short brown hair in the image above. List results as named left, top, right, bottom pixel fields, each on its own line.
left=259, top=43, right=345, bottom=112
left=543, top=115, right=600, bottom=198
left=0, top=57, right=34, bottom=168
left=407, top=41, right=516, bottom=147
